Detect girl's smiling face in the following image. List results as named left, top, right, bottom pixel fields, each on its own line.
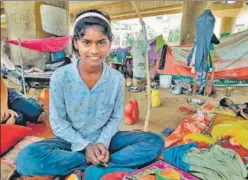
left=74, top=25, right=111, bottom=67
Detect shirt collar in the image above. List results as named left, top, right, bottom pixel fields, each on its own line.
left=73, top=59, right=109, bottom=84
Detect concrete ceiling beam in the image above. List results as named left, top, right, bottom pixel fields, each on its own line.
left=70, top=1, right=183, bottom=21
left=209, top=2, right=248, bottom=18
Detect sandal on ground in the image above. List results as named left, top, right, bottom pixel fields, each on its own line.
left=177, top=106, right=196, bottom=115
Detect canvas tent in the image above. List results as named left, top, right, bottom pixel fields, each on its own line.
left=3, top=36, right=71, bottom=93
left=155, top=30, right=248, bottom=86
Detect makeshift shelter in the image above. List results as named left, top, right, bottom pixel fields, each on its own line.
left=3, top=36, right=71, bottom=93
left=5, top=36, right=71, bottom=52
left=107, top=34, right=165, bottom=65
left=155, top=30, right=248, bottom=86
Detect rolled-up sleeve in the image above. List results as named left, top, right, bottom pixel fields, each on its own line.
left=49, top=73, right=90, bottom=151
left=96, top=76, right=125, bottom=148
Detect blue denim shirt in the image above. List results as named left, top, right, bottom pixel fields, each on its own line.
left=49, top=60, right=125, bottom=152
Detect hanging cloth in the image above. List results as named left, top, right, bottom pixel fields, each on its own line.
left=158, top=45, right=168, bottom=70
left=5, top=36, right=71, bottom=52
left=195, top=9, right=215, bottom=73
left=131, top=31, right=149, bottom=80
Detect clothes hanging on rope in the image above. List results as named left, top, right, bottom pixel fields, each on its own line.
left=158, top=45, right=168, bottom=70
left=195, top=9, right=215, bottom=73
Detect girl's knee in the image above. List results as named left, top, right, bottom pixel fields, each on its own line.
left=16, top=144, right=41, bottom=175
left=146, top=132, right=165, bottom=155
left=146, top=132, right=164, bottom=144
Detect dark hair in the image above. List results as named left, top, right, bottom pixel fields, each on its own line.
left=220, top=98, right=229, bottom=107
left=243, top=108, right=248, bottom=114
left=72, top=9, right=113, bottom=53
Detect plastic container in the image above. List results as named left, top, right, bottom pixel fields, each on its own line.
left=151, top=89, right=161, bottom=108
left=160, top=75, right=172, bottom=88
left=124, top=100, right=139, bottom=125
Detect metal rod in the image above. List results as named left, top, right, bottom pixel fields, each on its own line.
left=18, top=39, right=26, bottom=95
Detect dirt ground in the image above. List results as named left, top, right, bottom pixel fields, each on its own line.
left=121, top=86, right=248, bottom=134
left=6, top=79, right=248, bottom=134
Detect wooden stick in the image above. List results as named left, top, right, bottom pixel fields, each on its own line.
left=131, top=1, right=151, bottom=132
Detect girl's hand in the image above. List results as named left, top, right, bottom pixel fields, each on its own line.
left=1, top=108, right=18, bottom=123
left=95, top=143, right=109, bottom=165
left=6, top=117, right=16, bottom=124
left=85, top=143, right=100, bottom=166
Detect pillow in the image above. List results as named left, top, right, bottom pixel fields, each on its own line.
left=0, top=124, right=31, bottom=155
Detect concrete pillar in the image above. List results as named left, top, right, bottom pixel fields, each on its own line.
left=220, top=17, right=236, bottom=36
left=1, top=28, right=7, bottom=38
left=3, top=1, right=69, bottom=67
left=180, top=1, right=209, bottom=45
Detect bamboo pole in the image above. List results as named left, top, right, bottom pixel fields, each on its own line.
left=131, top=1, right=151, bottom=132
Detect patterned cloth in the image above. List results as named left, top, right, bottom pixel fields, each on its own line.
left=187, top=10, right=216, bottom=91
left=195, top=9, right=215, bottom=73
left=131, top=31, right=149, bottom=80
left=49, top=60, right=125, bottom=152
left=187, top=43, right=196, bottom=66
left=1, top=136, right=43, bottom=180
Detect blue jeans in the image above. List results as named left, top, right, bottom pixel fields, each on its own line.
left=7, top=88, right=43, bottom=126
left=16, top=131, right=164, bottom=176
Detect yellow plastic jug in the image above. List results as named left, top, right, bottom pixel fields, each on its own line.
left=151, top=89, right=161, bottom=107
